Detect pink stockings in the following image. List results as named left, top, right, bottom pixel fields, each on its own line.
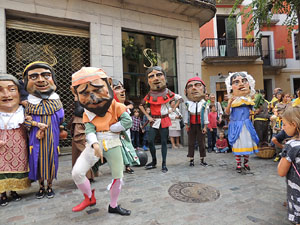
left=77, top=177, right=122, bottom=208
left=77, top=177, right=92, bottom=198
left=109, top=179, right=122, bottom=208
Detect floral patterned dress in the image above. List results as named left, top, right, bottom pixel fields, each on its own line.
left=0, top=106, right=30, bottom=192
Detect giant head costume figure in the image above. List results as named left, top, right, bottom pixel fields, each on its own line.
left=146, top=66, right=167, bottom=92
left=23, top=61, right=57, bottom=100
left=71, top=67, right=114, bottom=117
left=184, top=77, right=206, bottom=102
left=225, top=72, right=255, bottom=98
left=112, top=79, right=126, bottom=103
left=0, top=74, right=20, bottom=113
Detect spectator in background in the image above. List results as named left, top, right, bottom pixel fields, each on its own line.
left=253, top=90, right=270, bottom=146
left=271, top=89, right=284, bottom=111
left=214, top=131, right=229, bottom=153
left=208, top=93, right=223, bottom=124
left=292, top=88, right=300, bottom=107
left=270, top=88, right=283, bottom=108
left=205, top=93, right=210, bottom=103
left=272, top=129, right=291, bottom=163
left=221, top=94, right=228, bottom=112
left=270, top=107, right=280, bottom=146
left=131, top=108, right=141, bottom=149
left=281, top=93, right=292, bottom=108
left=207, top=104, right=218, bottom=152
left=168, top=99, right=183, bottom=149
left=141, top=107, right=151, bottom=151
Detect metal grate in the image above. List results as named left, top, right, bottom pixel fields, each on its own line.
left=6, top=27, right=90, bottom=149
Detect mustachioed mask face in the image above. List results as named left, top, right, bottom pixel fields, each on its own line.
left=75, top=78, right=113, bottom=117
left=26, top=68, right=56, bottom=99
left=147, top=70, right=167, bottom=91
left=186, top=80, right=205, bottom=101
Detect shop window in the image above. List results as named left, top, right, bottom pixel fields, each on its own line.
left=122, top=31, right=177, bottom=107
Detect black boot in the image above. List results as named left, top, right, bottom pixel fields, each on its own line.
left=161, top=163, right=168, bottom=173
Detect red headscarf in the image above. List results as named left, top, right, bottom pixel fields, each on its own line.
left=113, top=91, right=120, bottom=102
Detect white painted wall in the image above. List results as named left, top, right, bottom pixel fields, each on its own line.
left=0, top=0, right=204, bottom=97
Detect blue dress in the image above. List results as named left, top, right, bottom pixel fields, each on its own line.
left=228, top=98, right=259, bottom=155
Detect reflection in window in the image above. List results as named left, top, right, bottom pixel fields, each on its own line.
left=122, top=31, right=177, bottom=106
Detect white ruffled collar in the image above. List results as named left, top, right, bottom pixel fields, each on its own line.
left=187, top=99, right=206, bottom=104
left=28, top=92, right=60, bottom=105
left=0, top=106, right=24, bottom=130
left=84, top=109, right=97, bottom=122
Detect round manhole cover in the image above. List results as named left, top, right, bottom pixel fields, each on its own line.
left=168, top=182, right=220, bottom=203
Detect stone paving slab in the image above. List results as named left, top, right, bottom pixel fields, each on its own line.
left=0, top=147, right=291, bottom=225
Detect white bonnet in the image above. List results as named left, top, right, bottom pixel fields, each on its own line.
left=225, top=71, right=256, bottom=98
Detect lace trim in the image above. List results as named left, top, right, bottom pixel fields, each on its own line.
left=0, top=106, right=24, bottom=129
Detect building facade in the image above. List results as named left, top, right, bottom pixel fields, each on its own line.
left=0, top=0, right=216, bottom=148
left=200, top=0, right=299, bottom=101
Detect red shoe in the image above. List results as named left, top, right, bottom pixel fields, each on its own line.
left=72, top=189, right=96, bottom=212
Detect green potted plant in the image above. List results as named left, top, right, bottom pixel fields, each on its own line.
left=122, top=38, right=143, bottom=62
left=245, top=34, right=254, bottom=43
left=276, top=46, right=285, bottom=54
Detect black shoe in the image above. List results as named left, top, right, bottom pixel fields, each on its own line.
left=145, top=162, right=157, bottom=170
left=46, top=187, right=55, bottom=199
left=125, top=167, right=134, bottom=174
left=162, top=166, right=168, bottom=173
left=189, top=159, right=194, bottom=167
left=108, top=205, right=131, bottom=216
left=11, top=191, right=22, bottom=201
left=89, top=178, right=95, bottom=183
left=0, top=193, right=8, bottom=206
left=207, top=148, right=212, bottom=153
left=200, top=161, right=208, bottom=167
left=244, top=165, right=251, bottom=171
left=236, top=167, right=242, bottom=173
left=36, top=187, right=45, bottom=199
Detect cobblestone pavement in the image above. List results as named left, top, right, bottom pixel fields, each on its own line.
left=0, top=147, right=290, bottom=225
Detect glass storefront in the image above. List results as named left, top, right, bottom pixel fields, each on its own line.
left=122, top=31, right=177, bottom=106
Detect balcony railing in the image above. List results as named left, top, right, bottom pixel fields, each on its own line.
left=201, top=38, right=261, bottom=59
left=261, top=50, right=287, bottom=68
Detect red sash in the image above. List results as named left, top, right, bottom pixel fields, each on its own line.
left=190, top=114, right=201, bottom=125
